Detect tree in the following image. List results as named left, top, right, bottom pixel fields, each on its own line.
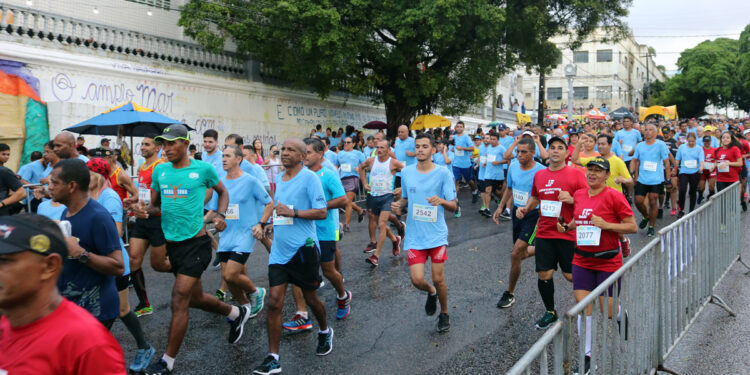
left=178, top=0, right=630, bottom=136
left=735, top=24, right=750, bottom=112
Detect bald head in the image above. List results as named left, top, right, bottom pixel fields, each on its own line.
left=53, top=132, right=78, bottom=159
left=280, top=137, right=306, bottom=169
left=398, top=125, right=409, bottom=140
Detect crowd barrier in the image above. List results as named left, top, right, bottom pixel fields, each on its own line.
left=507, top=182, right=746, bottom=375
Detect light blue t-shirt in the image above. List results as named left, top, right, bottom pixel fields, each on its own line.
left=18, top=160, right=45, bottom=183
left=506, top=160, right=545, bottom=208
left=324, top=150, right=338, bottom=167
left=498, top=136, right=515, bottom=169
left=76, top=154, right=90, bottom=163
left=687, top=127, right=698, bottom=135
left=597, top=141, right=624, bottom=158
left=97, top=188, right=129, bottom=276
left=336, top=150, right=366, bottom=179
left=329, top=137, right=341, bottom=149
left=37, top=200, right=66, bottom=220
left=201, top=150, right=222, bottom=172
left=675, top=144, right=705, bottom=175
left=484, top=144, right=507, bottom=180
left=453, top=134, right=473, bottom=168
left=270, top=168, right=327, bottom=265
left=240, top=160, right=271, bottom=188
left=314, top=167, right=346, bottom=242
left=477, top=143, right=488, bottom=181
left=43, top=163, right=54, bottom=178
left=394, top=137, right=416, bottom=166
left=363, top=146, right=375, bottom=158
left=633, top=140, right=670, bottom=185
left=218, top=173, right=271, bottom=254
left=205, top=169, right=227, bottom=211
left=614, top=129, right=642, bottom=161
left=401, top=164, right=456, bottom=250
left=710, top=136, right=720, bottom=149
left=433, top=150, right=454, bottom=167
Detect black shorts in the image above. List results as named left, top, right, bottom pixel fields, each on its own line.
left=477, top=179, right=486, bottom=191
left=319, top=240, right=337, bottom=263
left=634, top=181, right=664, bottom=196
left=512, top=206, right=538, bottom=245
left=534, top=237, right=574, bottom=273
left=485, top=179, right=504, bottom=192
left=394, top=176, right=402, bottom=189
left=742, top=165, right=748, bottom=180
left=130, top=216, right=166, bottom=247
left=367, top=193, right=393, bottom=216
left=166, top=235, right=212, bottom=278
left=268, top=244, right=322, bottom=290
left=217, top=251, right=250, bottom=265
left=115, top=275, right=130, bottom=291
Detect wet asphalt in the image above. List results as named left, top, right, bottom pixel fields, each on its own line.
left=112, top=190, right=682, bottom=374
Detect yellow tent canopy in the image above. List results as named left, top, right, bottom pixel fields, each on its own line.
left=410, top=114, right=451, bottom=131
left=639, top=105, right=678, bottom=121
left=516, top=112, right=531, bottom=125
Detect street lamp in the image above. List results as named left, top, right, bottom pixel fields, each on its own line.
left=564, top=64, right=577, bottom=120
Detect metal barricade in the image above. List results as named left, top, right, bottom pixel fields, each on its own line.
left=22, top=183, right=42, bottom=212
left=507, top=182, right=746, bottom=374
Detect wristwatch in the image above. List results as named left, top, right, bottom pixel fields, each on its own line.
left=293, top=208, right=299, bottom=218
left=217, top=211, right=227, bottom=218
left=78, top=250, right=90, bottom=264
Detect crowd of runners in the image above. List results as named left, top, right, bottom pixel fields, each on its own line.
left=0, top=116, right=748, bottom=375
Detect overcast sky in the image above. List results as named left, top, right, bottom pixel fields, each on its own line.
left=626, top=0, right=749, bottom=71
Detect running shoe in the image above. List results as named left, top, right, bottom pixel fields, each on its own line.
left=130, top=343, right=155, bottom=373
left=500, top=208, right=512, bottom=220
left=134, top=303, right=153, bottom=317
left=397, top=221, right=406, bottom=237
left=677, top=211, right=685, bottom=219
left=212, top=255, right=222, bottom=268
left=249, top=287, right=266, bottom=318
left=253, top=355, right=282, bottom=375
left=343, top=224, right=351, bottom=233
left=620, top=236, right=631, bottom=257
left=144, top=359, right=172, bottom=375
left=647, top=226, right=655, bottom=237
left=638, top=217, right=649, bottom=229
left=472, top=191, right=479, bottom=203
left=392, top=235, right=401, bottom=256
left=657, top=208, right=663, bottom=219
left=573, top=355, right=591, bottom=375
left=316, top=328, right=334, bottom=356
left=497, top=291, right=515, bottom=308
left=227, top=306, right=250, bottom=343
left=363, top=242, right=376, bottom=254
left=670, top=208, right=677, bottom=216
left=358, top=209, right=366, bottom=223
left=697, top=195, right=704, bottom=205
left=455, top=206, right=462, bottom=218
left=481, top=208, right=492, bottom=217
left=743, top=201, right=748, bottom=212
left=366, top=255, right=379, bottom=267
left=425, top=293, right=437, bottom=316
left=437, top=313, right=450, bottom=333
left=214, top=289, right=227, bottom=302
left=282, top=314, right=313, bottom=331
left=535, top=310, right=558, bottom=330
left=336, top=290, right=352, bottom=320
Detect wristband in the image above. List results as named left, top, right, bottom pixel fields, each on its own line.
left=217, top=211, right=226, bottom=218
left=293, top=208, right=299, bottom=218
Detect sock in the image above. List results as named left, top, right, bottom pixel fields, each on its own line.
left=131, top=268, right=150, bottom=306
left=243, top=302, right=252, bottom=310
left=251, top=289, right=261, bottom=296
left=319, top=327, right=330, bottom=334
left=538, top=279, right=555, bottom=312
left=585, top=316, right=593, bottom=356
left=120, top=311, right=149, bottom=349
left=337, top=291, right=347, bottom=299
left=297, top=311, right=309, bottom=319
left=162, top=354, right=175, bottom=370
left=481, top=205, right=486, bottom=210
left=269, top=353, right=279, bottom=361
left=227, top=305, right=240, bottom=321
left=649, top=225, right=655, bottom=229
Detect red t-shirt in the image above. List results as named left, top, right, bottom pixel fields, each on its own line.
left=531, top=166, right=588, bottom=241
left=572, top=187, right=634, bottom=272
left=702, top=147, right=716, bottom=163
left=715, top=146, right=742, bottom=182
left=0, top=298, right=126, bottom=375
left=741, top=139, right=750, bottom=156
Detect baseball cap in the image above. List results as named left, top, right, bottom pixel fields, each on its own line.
left=548, top=135, right=567, bottom=147
left=661, top=126, right=671, bottom=134
left=155, top=124, right=190, bottom=142
left=87, top=157, right=111, bottom=178
left=473, top=135, right=482, bottom=140
left=498, top=124, right=508, bottom=130
left=522, top=131, right=535, bottom=137
left=743, top=129, right=750, bottom=137
left=0, top=215, right=68, bottom=257
left=89, top=147, right=114, bottom=158
left=702, top=135, right=712, bottom=142
left=567, top=127, right=578, bottom=134
left=100, top=138, right=111, bottom=143
left=705, top=125, right=716, bottom=132
left=586, top=157, right=610, bottom=171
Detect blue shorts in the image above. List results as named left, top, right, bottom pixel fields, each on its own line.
left=452, top=166, right=472, bottom=182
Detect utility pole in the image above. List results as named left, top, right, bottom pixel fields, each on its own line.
left=537, top=71, right=545, bottom=126
left=492, top=87, right=497, bottom=121
left=564, top=64, right=577, bottom=121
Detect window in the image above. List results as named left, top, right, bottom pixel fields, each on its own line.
left=557, top=56, right=563, bottom=65
left=525, top=92, right=532, bottom=98
left=597, top=49, right=613, bottom=62
left=547, top=87, right=563, bottom=100
left=126, top=0, right=171, bottom=9
left=574, top=51, right=589, bottom=63
left=573, top=86, right=589, bottom=100
left=596, top=86, right=612, bottom=99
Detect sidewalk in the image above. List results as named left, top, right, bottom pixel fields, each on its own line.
left=663, top=213, right=750, bottom=374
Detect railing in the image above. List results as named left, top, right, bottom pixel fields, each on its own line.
left=508, top=182, right=746, bottom=374
left=0, top=3, right=246, bottom=76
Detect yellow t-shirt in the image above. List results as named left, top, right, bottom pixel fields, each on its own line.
left=580, top=154, right=631, bottom=192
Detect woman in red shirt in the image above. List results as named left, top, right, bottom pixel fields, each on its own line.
left=556, top=157, right=638, bottom=372
left=698, top=136, right=717, bottom=203
left=715, top=132, right=744, bottom=193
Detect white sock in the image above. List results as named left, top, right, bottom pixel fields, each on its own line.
left=162, top=354, right=175, bottom=370
left=227, top=305, right=240, bottom=321
left=243, top=302, right=252, bottom=310
left=337, top=291, right=347, bottom=299
left=251, top=289, right=261, bottom=296
left=297, top=311, right=308, bottom=319
left=585, top=316, right=593, bottom=356
left=319, top=327, right=330, bottom=334
left=269, top=353, right=279, bottom=361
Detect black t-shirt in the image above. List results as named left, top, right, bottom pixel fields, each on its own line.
left=0, top=166, right=23, bottom=216
left=664, top=138, right=678, bottom=156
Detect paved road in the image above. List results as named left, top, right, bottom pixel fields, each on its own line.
left=113, top=190, right=677, bottom=374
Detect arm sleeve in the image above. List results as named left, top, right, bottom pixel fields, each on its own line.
left=661, top=143, right=670, bottom=161
left=251, top=178, right=272, bottom=205
left=103, top=195, right=123, bottom=223
left=613, top=190, right=634, bottom=220
left=204, top=163, right=220, bottom=188
left=633, top=144, right=641, bottom=159
left=531, top=173, right=540, bottom=198
left=506, top=166, right=514, bottom=189
left=307, top=173, right=327, bottom=210
left=401, top=170, right=409, bottom=199
left=330, top=174, right=346, bottom=200
left=93, top=212, right=121, bottom=256
left=150, top=165, right=160, bottom=191
left=698, top=149, right=704, bottom=162
left=675, top=147, right=683, bottom=161
left=442, top=169, right=457, bottom=201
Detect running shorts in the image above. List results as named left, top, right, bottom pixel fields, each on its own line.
left=512, top=206, right=538, bottom=245
left=634, top=182, right=664, bottom=196
left=534, top=237, right=575, bottom=273
left=130, top=216, right=166, bottom=247
left=217, top=251, right=251, bottom=265
left=452, top=166, right=472, bottom=183
left=341, top=176, right=360, bottom=193
left=165, top=235, right=212, bottom=278
left=408, top=245, right=448, bottom=266
left=572, top=264, right=621, bottom=296
left=268, top=243, right=322, bottom=290
left=367, top=193, right=393, bottom=216
left=319, top=240, right=337, bottom=263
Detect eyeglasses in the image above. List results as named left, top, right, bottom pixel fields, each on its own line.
left=344, top=141, right=353, bottom=144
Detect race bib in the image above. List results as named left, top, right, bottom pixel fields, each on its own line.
left=622, top=144, right=633, bottom=153
left=455, top=149, right=465, bottom=156
left=226, top=204, right=239, bottom=220
left=704, top=162, right=714, bottom=170
left=684, top=160, right=698, bottom=169
left=540, top=200, right=562, bottom=217
left=487, top=154, right=497, bottom=163
left=340, top=163, right=352, bottom=173
left=643, top=161, right=658, bottom=172
left=718, top=163, right=730, bottom=173
left=273, top=205, right=294, bottom=226
left=138, top=188, right=150, bottom=204
left=513, top=189, right=529, bottom=207
left=576, top=225, right=602, bottom=246
left=371, top=179, right=390, bottom=194
left=413, top=203, right=438, bottom=222
left=480, top=156, right=487, bottom=165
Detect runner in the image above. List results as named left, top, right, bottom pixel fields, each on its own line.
left=674, top=133, right=704, bottom=217
left=476, top=134, right=490, bottom=211
left=556, top=157, right=637, bottom=374
left=336, top=136, right=367, bottom=232
left=104, top=148, right=138, bottom=205
left=715, top=131, right=744, bottom=192
left=358, top=139, right=403, bottom=266
left=252, top=138, right=332, bottom=375
left=141, top=124, right=250, bottom=375
left=614, top=117, right=641, bottom=200
left=493, top=138, right=545, bottom=308
left=698, top=135, right=718, bottom=204
left=200, top=129, right=221, bottom=171
left=433, top=138, right=454, bottom=168
left=394, top=125, right=416, bottom=190
left=660, top=126, right=679, bottom=217
left=630, top=124, right=671, bottom=237
left=452, top=121, right=478, bottom=213
left=391, top=132, right=457, bottom=332
left=521, top=135, right=587, bottom=329
left=480, top=132, right=508, bottom=217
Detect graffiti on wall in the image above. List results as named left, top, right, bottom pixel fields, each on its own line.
left=50, top=72, right=175, bottom=112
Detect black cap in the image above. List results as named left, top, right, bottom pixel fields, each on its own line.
left=101, top=138, right=111, bottom=143
left=548, top=135, right=567, bottom=147
left=568, top=127, right=578, bottom=134
left=586, top=157, right=610, bottom=171
left=0, top=216, right=68, bottom=257
left=661, top=126, right=671, bottom=134
left=702, top=135, right=712, bottom=142
left=89, top=147, right=115, bottom=158
left=155, top=124, right=190, bottom=142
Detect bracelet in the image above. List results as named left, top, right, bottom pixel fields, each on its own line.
left=257, top=222, right=268, bottom=228
left=0, top=201, right=5, bottom=208
left=293, top=208, right=299, bottom=218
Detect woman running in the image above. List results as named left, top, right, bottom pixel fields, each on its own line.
left=715, top=131, right=744, bottom=193
left=698, top=136, right=717, bottom=204
left=674, top=133, right=704, bottom=217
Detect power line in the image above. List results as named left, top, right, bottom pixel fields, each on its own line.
left=634, top=33, right=741, bottom=38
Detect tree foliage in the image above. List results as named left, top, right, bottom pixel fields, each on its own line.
left=179, top=0, right=630, bottom=135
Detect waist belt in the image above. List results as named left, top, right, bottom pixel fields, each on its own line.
left=575, top=248, right=620, bottom=260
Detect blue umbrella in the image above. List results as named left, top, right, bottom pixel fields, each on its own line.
left=64, top=102, right=191, bottom=137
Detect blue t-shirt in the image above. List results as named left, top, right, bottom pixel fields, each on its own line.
left=58, top=198, right=120, bottom=321
left=219, top=173, right=271, bottom=253
left=18, top=160, right=45, bottom=183
left=329, top=137, right=341, bottom=149
left=710, top=136, right=720, bottom=149
left=675, top=144, right=705, bottom=175
left=498, top=136, right=515, bottom=169
left=453, top=134, right=473, bottom=168
left=484, top=144, right=507, bottom=180
left=614, top=129, right=642, bottom=161
left=477, top=144, right=488, bottom=180
left=76, top=154, right=90, bottom=163
left=363, top=146, right=375, bottom=158
left=37, top=200, right=66, bottom=220
left=394, top=137, right=416, bottom=167
left=314, top=167, right=346, bottom=242
left=270, top=168, right=327, bottom=265
left=506, top=160, right=545, bottom=208
left=201, top=150, right=222, bottom=172
left=240, top=160, right=271, bottom=188
left=336, top=150, right=366, bottom=179
left=97, top=188, right=130, bottom=276
left=42, top=163, right=54, bottom=178
left=401, top=164, right=456, bottom=250
left=324, top=150, right=338, bottom=167
left=433, top=150, right=454, bottom=167
left=633, top=140, right=670, bottom=185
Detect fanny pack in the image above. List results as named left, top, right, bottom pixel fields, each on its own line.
left=575, top=248, right=620, bottom=260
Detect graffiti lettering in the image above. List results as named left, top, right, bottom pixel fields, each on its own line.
left=81, top=82, right=135, bottom=105
left=136, top=84, right=173, bottom=113
left=51, top=73, right=75, bottom=102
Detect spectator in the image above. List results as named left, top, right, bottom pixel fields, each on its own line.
left=18, top=151, right=45, bottom=184
left=0, top=143, right=26, bottom=216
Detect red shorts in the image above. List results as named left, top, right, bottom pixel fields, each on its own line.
left=701, top=169, right=717, bottom=180
left=408, top=245, right=448, bottom=266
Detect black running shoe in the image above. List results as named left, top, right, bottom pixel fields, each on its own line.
left=497, top=291, right=515, bottom=308
left=425, top=293, right=438, bottom=316
left=657, top=208, right=663, bottom=219
left=253, top=355, right=281, bottom=375
left=647, top=226, right=655, bottom=237
left=535, top=310, right=558, bottom=330
left=573, top=355, right=591, bottom=375
left=437, top=313, right=450, bottom=333
left=316, top=328, right=334, bottom=356
left=358, top=209, right=366, bottom=223
left=144, top=359, right=172, bottom=375
left=227, top=306, right=250, bottom=343
left=638, top=218, right=649, bottom=229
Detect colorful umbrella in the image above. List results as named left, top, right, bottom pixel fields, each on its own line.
left=363, top=120, right=387, bottom=130
left=584, top=108, right=608, bottom=120
left=546, top=114, right=568, bottom=121
left=410, top=114, right=451, bottom=131
left=64, top=102, right=189, bottom=137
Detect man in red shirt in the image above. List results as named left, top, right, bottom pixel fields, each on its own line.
left=0, top=213, right=126, bottom=375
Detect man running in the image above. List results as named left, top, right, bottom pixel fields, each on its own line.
left=336, top=136, right=366, bottom=232
left=630, top=124, right=671, bottom=237
left=452, top=121, right=478, bottom=212
left=394, top=125, right=416, bottom=190
left=480, top=132, right=508, bottom=217
left=200, top=129, right=221, bottom=171
left=392, top=133, right=457, bottom=332
left=614, top=117, right=642, bottom=200
left=142, top=125, right=250, bottom=375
